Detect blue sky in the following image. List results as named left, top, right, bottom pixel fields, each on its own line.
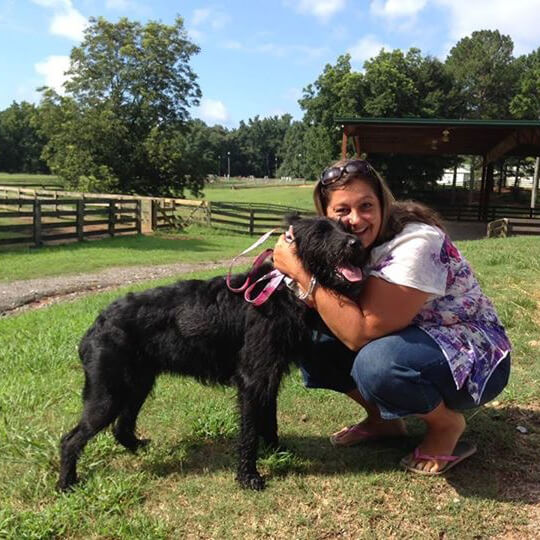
left=1, top=0, right=538, bottom=128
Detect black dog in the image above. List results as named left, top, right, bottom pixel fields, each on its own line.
left=58, top=215, right=367, bottom=491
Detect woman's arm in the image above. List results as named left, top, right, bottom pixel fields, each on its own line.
left=273, top=234, right=430, bottom=351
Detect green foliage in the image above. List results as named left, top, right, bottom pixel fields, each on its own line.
left=510, top=47, right=540, bottom=119
left=0, top=101, right=49, bottom=173
left=445, top=30, right=518, bottom=119
left=36, top=16, right=203, bottom=196
left=298, top=49, right=461, bottom=191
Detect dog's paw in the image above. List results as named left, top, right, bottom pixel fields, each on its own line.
left=237, top=472, right=266, bottom=491
left=56, top=478, right=77, bottom=493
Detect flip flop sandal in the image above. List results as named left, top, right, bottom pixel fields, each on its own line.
left=329, top=424, right=380, bottom=447
left=400, top=440, right=477, bottom=475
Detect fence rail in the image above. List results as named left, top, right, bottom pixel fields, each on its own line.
left=0, top=198, right=140, bottom=246
left=487, top=217, right=540, bottom=238
left=1, top=183, right=539, bottom=247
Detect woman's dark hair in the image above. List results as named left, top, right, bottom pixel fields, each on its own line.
left=313, top=158, right=445, bottom=247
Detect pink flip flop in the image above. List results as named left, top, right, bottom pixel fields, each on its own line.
left=329, top=424, right=380, bottom=447
left=400, top=440, right=477, bottom=475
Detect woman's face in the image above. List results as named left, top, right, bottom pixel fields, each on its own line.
left=325, top=177, right=382, bottom=248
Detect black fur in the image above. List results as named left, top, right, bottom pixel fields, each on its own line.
left=57, top=215, right=367, bottom=491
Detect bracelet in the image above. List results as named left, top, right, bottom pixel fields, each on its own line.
left=297, top=275, right=317, bottom=301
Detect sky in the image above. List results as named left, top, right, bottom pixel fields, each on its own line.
left=1, top=0, right=539, bottom=128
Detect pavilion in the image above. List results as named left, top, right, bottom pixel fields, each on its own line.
left=336, top=117, right=540, bottom=220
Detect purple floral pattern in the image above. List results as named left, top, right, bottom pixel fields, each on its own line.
left=367, top=223, right=511, bottom=404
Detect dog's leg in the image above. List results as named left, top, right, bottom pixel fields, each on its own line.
left=236, top=382, right=265, bottom=490
left=113, top=375, right=155, bottom=451
left=57, top=393, right=120, bottom=491
left=257, top=390, right=280, bottom=451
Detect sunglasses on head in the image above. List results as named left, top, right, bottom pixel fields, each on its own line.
left=320, top=160, right=375, bottom=186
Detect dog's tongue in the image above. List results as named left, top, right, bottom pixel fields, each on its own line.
left=338, top=265, right=363, bottom=282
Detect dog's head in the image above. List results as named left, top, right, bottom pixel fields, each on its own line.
left=284, top=214, right=368, bottom=296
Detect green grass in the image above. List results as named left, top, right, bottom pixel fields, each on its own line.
left=0, top=236, right=539, bottom=538
left=196, top=184, right=316, bottom=209
left=0, top=173, right=63, bottom=188
left=0, top=226, right=275, bottom=282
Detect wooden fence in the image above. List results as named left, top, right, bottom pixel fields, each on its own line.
left=434, top=204, right=540, bottom=222
left=487, top=217, right=540, bottom=238
left=0, top=197, right=140, bottom=246
left=2, top=183, right=539, bottom=247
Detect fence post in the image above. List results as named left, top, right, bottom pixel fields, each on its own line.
left=76, top=200, right=84, bottom=241
left=108, top=200, right=115, bottom=237
left=151, top=199, right=158, bottom=230
left=205, top=201, right=212, bottom=227
left=249, top=206, right=254, bottom=235
left=136, top=199, right=142, bottom=234
left=33, top=200, right=42, bottom=247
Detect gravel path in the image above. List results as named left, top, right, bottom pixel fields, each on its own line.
left=0, top=258, right=250, bottom=317
left=0, top=222, right=487, bottom=317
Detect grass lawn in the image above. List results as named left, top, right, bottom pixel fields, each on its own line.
left=0, top=173, right=63, bottom=187
left=194, top=184, right=316, bottom=209
left=0, top=226, right=276, bottom=282
left=0, top=235, right=538, bottom=538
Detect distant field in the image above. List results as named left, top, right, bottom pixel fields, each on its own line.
left=0, top=172, right=63, bottom=188
left=197, top=184, right=316, bottom=209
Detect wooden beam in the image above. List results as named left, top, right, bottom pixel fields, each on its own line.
left=486, top=130, right=520, bottom=164
left=341, top=131, right=348, bottom=158
left=353, top=135, right=361, bottom=157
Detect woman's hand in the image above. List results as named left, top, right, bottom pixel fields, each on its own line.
left=273, top=227, right=310, bottom=284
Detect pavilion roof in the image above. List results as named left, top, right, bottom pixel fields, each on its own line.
left=336, top=117, right=540, bottom=162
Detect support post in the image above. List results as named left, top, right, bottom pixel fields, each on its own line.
left=76, top=200, right=84, bottom=241
left=531, top=156, right=539, bottom=216
left=249, top=207, right=254, bottom=235
left=108, top=200, right=115, bottom=237
left=341, top=131, right=348, bottom=158
left=33, top=200, right=42, bottom=247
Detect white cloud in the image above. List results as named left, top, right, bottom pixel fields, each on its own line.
left=371, top=0, right=428, bottom=17
left=192, top=7, right=231, bottom=29
left=435, top=0, right=539, bottom=55
left=198, top=98, right=230, bottom=125
left=31, top=0, right=87, bottom=41
left=50, top=6, right=87, bottom=40
left=284, top=0, right=346, bottom=21
left=348, top=35, right=390, bottom=67
left=35, top=55, right=71, bottom=94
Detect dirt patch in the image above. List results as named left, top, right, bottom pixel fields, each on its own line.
left=0, top=257, right=251, bottom=317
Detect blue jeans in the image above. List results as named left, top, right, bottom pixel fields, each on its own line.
left=301, top=326, right=510, bottom=420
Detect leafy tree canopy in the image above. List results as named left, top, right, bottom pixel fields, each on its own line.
left=0, top=101, right=49, bottom=173
left=37, top=16, right=203, bottom=196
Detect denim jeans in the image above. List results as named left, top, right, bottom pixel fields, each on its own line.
left=300, top=326, right=510, bottom=420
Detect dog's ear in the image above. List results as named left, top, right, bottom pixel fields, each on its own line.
left=284, top=212, right=301, bottom=227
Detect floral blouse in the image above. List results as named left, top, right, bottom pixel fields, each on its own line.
left=367, top=222, right=511, bottom=404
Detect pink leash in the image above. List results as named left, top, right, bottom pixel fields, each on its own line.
left=226, top=229, right=287, bottom=306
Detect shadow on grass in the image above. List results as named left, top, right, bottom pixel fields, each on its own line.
left=138, top=404, right=539, bottom=505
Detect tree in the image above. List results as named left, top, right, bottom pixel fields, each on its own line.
left=445, top=30, right=518, bottom=119
left=299, top=54, right=364, bottom=155
left=0, top=101, right=49, bottom=173
left=37, top=16, right=203, bottom=195
left=510, top=47, right=540, bottom=119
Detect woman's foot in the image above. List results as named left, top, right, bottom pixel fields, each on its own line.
left=330, top=418, right=407, bottom=447
left=404, top=404, right=466, bottom=473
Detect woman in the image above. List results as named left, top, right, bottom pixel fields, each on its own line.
left=273, top=158, right=511, bottom=475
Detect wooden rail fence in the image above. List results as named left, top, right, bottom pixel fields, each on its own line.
left=0, top=198, right=141, bottom=246
left=2, top=184, right=539, bottom=247
left=487, top=217, right=540, bottom=238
